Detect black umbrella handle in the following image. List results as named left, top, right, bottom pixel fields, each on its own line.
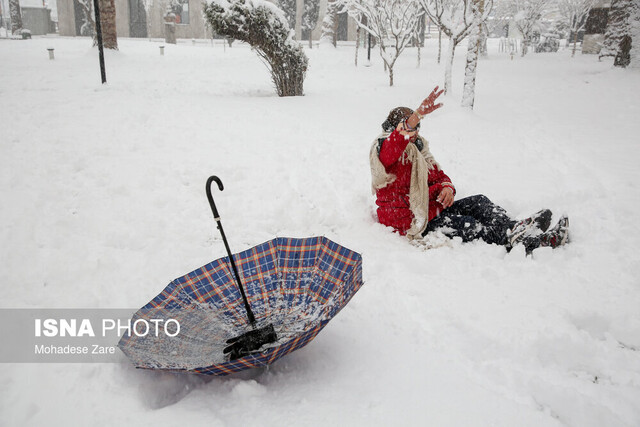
left=206, top=176, right=256, bottom=325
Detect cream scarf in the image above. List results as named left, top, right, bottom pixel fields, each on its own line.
left=370, top=133, right=439, bottom=240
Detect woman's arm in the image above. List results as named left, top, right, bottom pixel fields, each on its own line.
left=378, top=129, right=411, bottom=167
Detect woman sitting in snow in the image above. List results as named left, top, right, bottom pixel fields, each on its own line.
left=369, top=86, right=569, bottom=254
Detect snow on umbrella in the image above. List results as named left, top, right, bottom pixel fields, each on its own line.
left=118, top=176, right=364, bottom=375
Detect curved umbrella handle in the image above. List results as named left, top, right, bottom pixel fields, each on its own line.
left=205, top=175, right=256, bottom=325
left=206, top=175, right=224, bottom=220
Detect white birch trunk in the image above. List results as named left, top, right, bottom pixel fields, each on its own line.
left=462, top=0, right=484, bottom=109
left=444, top=37, right=456, bottom=94
left=355, top=27, right=360, bottom=66
left=462, top=20, right=480, bottom=108
left=437, top=28, right=442, bottom=63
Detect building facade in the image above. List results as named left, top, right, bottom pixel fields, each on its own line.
left=56, top=0, right=359, bottom=42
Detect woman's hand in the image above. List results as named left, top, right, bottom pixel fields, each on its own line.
left=406, top=86, right=444, bottom=130
left=416, top=86, right=444, bottom=118
left=437, top=187, right=454, bottom=208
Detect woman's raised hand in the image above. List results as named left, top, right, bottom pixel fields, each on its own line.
left=416, top=86, right=444, bottom=118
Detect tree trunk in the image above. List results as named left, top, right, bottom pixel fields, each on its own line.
left=444, top=37, right=456, bottom=94
left=572, top=31, right=578, bottom=57
left=462, top=0, right=484, bottom=109
left=389, top=65, right=394, bottom=86
left=437, top=28, right=442, bottom=63
left=630, top=1, right=640, bottom=68
left=355, top=27, right=360, bottom=66
left=98, top=0, right=118, bottom=50
left=9, top=0, right=22, bottom=34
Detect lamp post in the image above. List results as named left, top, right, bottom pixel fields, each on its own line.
left=92, top=0, right=107, bottom=84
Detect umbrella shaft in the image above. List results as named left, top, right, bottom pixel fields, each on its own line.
left=217, top=221, right=256, bottom=325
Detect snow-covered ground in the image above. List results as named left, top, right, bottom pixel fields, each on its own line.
left=1, top=35, right=640, bottom=426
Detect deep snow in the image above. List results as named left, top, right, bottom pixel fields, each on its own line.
left=1, top=35, right=639, bottom=426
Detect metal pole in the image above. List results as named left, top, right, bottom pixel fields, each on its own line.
left=92, top=0, right=107, bottom=84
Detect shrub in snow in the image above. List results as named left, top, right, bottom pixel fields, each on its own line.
left=204, top=0, right=308, bottom=96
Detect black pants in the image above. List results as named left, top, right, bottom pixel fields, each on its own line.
left=423, top=195, right=516, bottom=246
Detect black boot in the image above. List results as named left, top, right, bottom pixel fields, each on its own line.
left=506, top=209, right=553, bottom=250
left=523, top=215, right=569, bottom=255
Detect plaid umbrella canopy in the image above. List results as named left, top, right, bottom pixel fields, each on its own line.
left=118, top=236, right=364, bottom=375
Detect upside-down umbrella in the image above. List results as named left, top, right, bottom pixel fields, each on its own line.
left=118, top=176, right=364, bottom=375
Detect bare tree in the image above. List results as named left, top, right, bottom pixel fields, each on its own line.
left=502, top=0, right=550, bottom=56
left=348, top=0, right=423, bottom=86
left=418, top=0, right=485, bottom=94
left=9, top=0, right=22, bottom=34
left=557, top=0, right=598, bottom=56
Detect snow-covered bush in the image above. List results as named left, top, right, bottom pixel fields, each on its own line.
left=204, top=0, right=308, bottom=96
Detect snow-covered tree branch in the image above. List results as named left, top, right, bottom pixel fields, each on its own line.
left=556, top=0, right=598, bottom=56
left=501, top=0, right=550, bottom=56
left=418, top=0, right=490, bottom=94
left=347, top=0, right=423, bottom=86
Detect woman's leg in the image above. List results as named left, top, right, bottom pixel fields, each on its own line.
left=425, top=195, right=515, bottom=245
left=423, top=212, right=484, bottom=242
left=447, top=195, right=514, bottom=229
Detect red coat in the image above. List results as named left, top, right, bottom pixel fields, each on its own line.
left=375, top=130, right=454, bottom=235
